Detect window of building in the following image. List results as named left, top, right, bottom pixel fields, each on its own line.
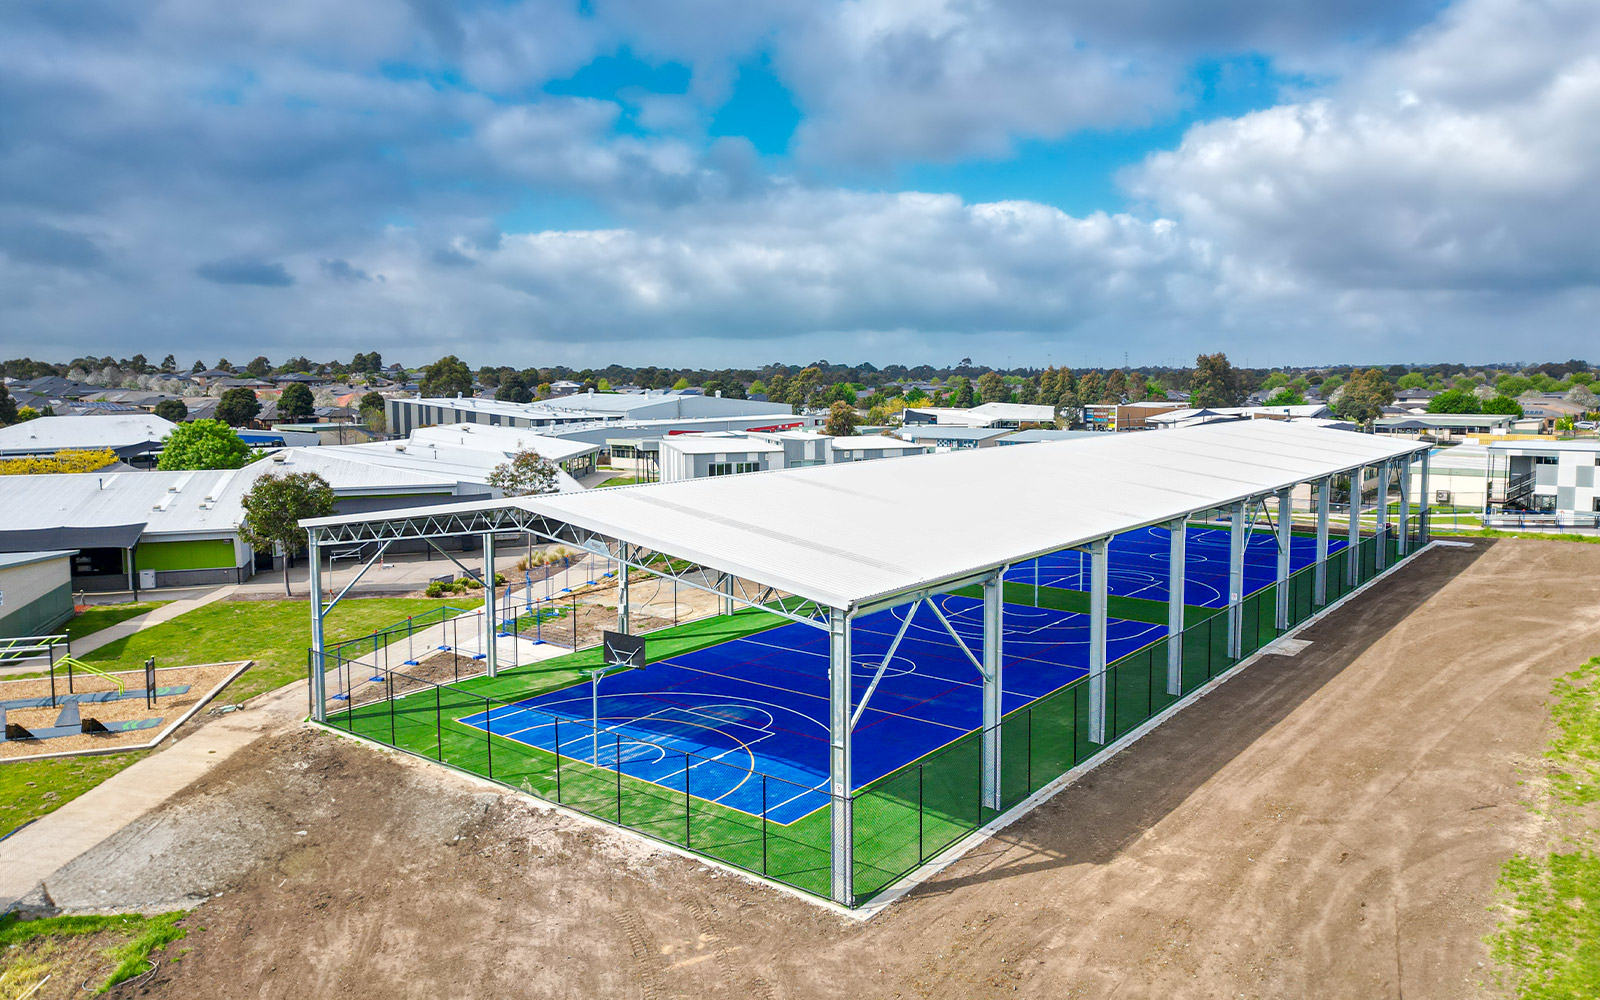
left=707, top=462, right=758, bottom=477
left=1534, top=456, right=1558, bottom=465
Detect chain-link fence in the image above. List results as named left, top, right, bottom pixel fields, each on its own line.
left=314, top=526, right=1425, bottom=906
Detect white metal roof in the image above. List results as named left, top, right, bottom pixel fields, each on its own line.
left=829, top=436, right=929, bottom=452
left=658, top=435, right=784, bottom=455
left=0, top=414, right=177, bottom=455
left=492, top=421, right=1425, bottom=610
left=965, top=401, right=1057, bottom=422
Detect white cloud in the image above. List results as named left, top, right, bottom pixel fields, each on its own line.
left=1129, top=0, right=1600, bottom=294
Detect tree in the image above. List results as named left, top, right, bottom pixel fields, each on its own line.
left=153, top=398, right=189, bottom=423
left=216, top=357, right=233, bottom=372
left=1482, top=395, right=1524, bottom=416
left=672, top=377, right=691, bottom=390
left=1565, top=384, right=1598, bottom=409
left=976, top=371, right=1007, bottom=404
left=1190, top=353, right=1244, bottom=407
left=14, top=406, right=41, bottom=422
left=824, top=400, right=859, bottom=437
left=495, top=373, right=533, bottom=404
left=748, top=379, right=768, bottom=397
left=1126, top=372, right=1147, bottom=402
left=245, top=356, right=271, bottom=377
left=0, top=383, right=15, bottom=426
left=420, top=354, right=473, bottom=397
left=357, top=391, right=386, bottom=433
left=1076, top=371, right=1105, bottom=405
left=488, top=449, right=559, bottom=496
left=1263, top=388, right=1307, bottom=407
left=191, top=359, right=205, bottom=373
left=1396, top=372, right=1427, bottom=390
left=237, top=472, right=336, bottom=596
left=1426, top=389, right=1478, bottom=414
left=160, top=354, right=177, bottom=372
left=216, top=387, right=261, bottom=427
left=1104, top=370, right=1127, bottom=402
left=157, top=419, right=253, bottom=470
left=946, top=375, right=975, bottom=408
left=1144, top=379, right=1168, bottom=401
left=278, top=382, right=315, bottom=422
left=1333, top=368, right=1395, bottom=426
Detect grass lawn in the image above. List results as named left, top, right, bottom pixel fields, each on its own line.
left=64, top=601, right=172, bottom=644
left=598, top=476, right=641, bottom=487
left=0, top=911, right=186, bottom=995
left=1489, top=656, right=1600, bottom=996
left=0, top=752, right=150, bottom=839
left=77, top=596, right=482, bottom=705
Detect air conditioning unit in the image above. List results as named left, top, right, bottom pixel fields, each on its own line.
left=1435, top=490, right=1452, bottom=504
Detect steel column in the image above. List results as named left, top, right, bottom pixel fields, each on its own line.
left=980, top=574, right=1004, bottom=810
left=1274, top=488, right=1293, bottom=629
left=1227, top=500, right=1247, bottom=658
left=1375, top=461, right=1391, bottom=571
left=1419, top=448, right=1431, bottom=543
left=1348, top=467, right=1363, bottom=586
left=1398, top=458, right=1412, bottom=556
left=308, top=531, right=326, bottom=722
left=827, top=607, right=853, bottom=906
left=483, top=532, right=498, bottom=677
left=1087, top=539, right=1109, bottom=745
left=616, top=544, right=630, bottom=634
left=1314, top=476, right=1331, bottom=606
left=1165, top=517, right=1185, bottom=696
left=721, top=572, right=736, bottom=617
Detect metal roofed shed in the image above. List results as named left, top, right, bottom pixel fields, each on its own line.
left=0, top=413, right=177, bottom=462
left=300, top=419, right=1435, bottom=909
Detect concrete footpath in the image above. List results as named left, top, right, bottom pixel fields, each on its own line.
left=0, top=677, right=305, bottom=914
left=73, top=587, right=238, bottom=657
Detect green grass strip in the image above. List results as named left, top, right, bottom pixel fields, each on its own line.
left=0, top=911, right=187, bottom=993
left=1487, top=657, right=1600, bottom=997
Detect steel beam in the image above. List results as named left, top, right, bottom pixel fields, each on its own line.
left=1274, top=488, right=1293, bottom=629
left=827, top=607, right=853, bottom=907
left=1166, top=517, right=1185, bottom=696
left=981, top=573, right=1004, bottom=810
left=1087, top=539, right=1109, bottom=745
left=1227, top=500, right=1248, bottom=658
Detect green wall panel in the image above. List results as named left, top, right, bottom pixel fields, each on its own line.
left=135, top=538, right=237, bottom=571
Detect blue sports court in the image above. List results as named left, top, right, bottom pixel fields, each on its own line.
left=460, top=523, right=1337, bottom=824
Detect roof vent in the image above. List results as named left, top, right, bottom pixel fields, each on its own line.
left=271, top=452, right=287, bottom=463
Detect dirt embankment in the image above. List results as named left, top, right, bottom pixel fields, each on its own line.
left=71, top=540, right=1600, bottom=999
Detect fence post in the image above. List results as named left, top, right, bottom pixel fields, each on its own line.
left=917, top=764, right=925, bottom=863
left=554, top=717, right=563, bottom=802
left=485, top=698, right=493, bottom=779
left=1026, top=709, right=1033, bottom=793
left=684, top=754, right=692, bottom=846
left=761, top=776, right=769, bottom=876
left=615, top=733, right=622, bottom=823
left=435, top=685, right=443, bottom=761
left=387, top=672, right=396, bottom=746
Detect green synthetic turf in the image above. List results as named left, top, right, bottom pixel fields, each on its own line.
left=323, top=545, right=1405, bottom=905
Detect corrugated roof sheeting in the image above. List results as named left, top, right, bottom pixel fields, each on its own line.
left=508, top=422, right=1426, bottom=610
left=306, top=423, right=1426, bottom=610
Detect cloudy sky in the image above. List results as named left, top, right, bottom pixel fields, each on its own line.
left=2, top=0, right=1596, bottom=369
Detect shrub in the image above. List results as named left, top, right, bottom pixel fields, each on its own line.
left=460, top=577, right=483, bottom=589
left=425, top=581, right=448, bottom=598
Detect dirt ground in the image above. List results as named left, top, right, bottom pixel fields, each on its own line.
left=28, top=539, right=1600, bottom=1000
left=1, top=663, right=242, bottom=760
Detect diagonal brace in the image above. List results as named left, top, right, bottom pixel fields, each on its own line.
left=928, top=598, right=985, bottom=677
left=850, top=600, right=921, bottom=730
